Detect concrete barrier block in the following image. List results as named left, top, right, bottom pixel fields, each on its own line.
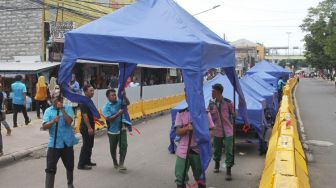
left=275, top=150, right=295, bottom=176
left=273, top=174, right=298, bottom=188
left=277, top=135, right=294, bottom=151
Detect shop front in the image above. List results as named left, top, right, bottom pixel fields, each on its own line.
left=0, top=62, right=60, bottom=113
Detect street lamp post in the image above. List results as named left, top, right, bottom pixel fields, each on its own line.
left=193, top=5, right=221, bottom=16
left=286, top=32, right=291, bottom=67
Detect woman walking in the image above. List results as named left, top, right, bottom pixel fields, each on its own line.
left=35, top=76, right=50, bottom=119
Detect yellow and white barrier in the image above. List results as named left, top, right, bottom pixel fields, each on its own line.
left=74, top=93, right=185, bottom=133
left=259, top=77, right=310, bottom=188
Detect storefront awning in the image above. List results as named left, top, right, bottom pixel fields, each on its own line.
left=0, top=62, right=60, bottom=74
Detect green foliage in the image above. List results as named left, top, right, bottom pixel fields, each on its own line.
left=301, top=0, right=336, bottom=70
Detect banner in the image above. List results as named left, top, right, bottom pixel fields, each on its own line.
left=49, top=21, right=75, bottom=43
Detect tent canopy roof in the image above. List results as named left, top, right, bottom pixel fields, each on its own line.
left=246, top=60, right=288, bottom=78
left=63, top=0, right=235, bottom=72
left=252, top=71, right=277, bottom=81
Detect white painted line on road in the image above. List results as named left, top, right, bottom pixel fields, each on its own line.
left=293, top=84, right=314, bottom=163
left=306, top=140, right=334, bottom=147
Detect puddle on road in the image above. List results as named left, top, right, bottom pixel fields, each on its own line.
left=306, top=140, right=334, bottom=147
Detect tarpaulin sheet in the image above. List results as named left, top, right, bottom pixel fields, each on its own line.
left=246, top=60, right=288, bottom=79
left=58, top=0, right=237, bottom=181
left=248, top=74, right=279, bottom=110
left=171, top=74, right=266, bottom=140
left=241, top=76, right=275, bottom=111
left=251, top=71, right=278, bottom=88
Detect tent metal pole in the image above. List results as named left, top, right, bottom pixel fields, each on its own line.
left=119, top=63, right=126, bottom=161
left=233, top=79, right=236, bottom=164
left=140, top=67, right=143, bottom=100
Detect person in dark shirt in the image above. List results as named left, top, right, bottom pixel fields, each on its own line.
left=78, top=85, right=96, bottom=170
left=1, top=83, right=12, bottom=156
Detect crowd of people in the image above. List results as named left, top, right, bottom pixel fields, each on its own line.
left=41, top=80, right=240, bottom=188
left=39, top=78, right=132, bottom=188
left=2, top=74, right=131, bottom=187
left=0, top=69, right=290, bottom=188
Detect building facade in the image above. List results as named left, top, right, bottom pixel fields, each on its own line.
left=0, top=0, right=43, bottom=62
left=231, top=39, right=260, bottom=76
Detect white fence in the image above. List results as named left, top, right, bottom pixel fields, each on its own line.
left=91, top=83, right=184, bottom=109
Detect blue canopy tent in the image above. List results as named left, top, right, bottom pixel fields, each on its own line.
left=241, top=76, right=275, bottom=111
left=239, top=81, right=267, bottom=110
left=57, top=0, right=246, bottom=182
left=248, top=74, right=278, bottom=110
left=270, top=63, right=292, bottom=80
left=246, top=60, right=287, bottom=79
left=169, top=74, right=266, bottom=153
left=251, top=71, right=278, bottom=88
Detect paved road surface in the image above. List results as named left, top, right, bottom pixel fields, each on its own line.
left=0, top=113, right=264, bottom=188
left=296, top=78, right=336, bottom=188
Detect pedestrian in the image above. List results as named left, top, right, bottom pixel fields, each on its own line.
left=174, top=108, right=214, bottom=188
left=69, top=74, right=80, bottom=105
left=0, top=83, right=11, bottom=136
left=108, top=75, right=118, bottom=89
left=174, top=92, right=214, bottom=188
left=49, top=77, right=57, bottom=93
left=1, top=84, right=12, bottom=156
left=78, top=85, right=96, bottom=170
left=89, top=76, right=97, bottom=89
left=11, top=75, right=30, bottom=127
left=208, top=83, right=235, bottom=181
left=69, top=74, right=80, bottom=94
left=277, top=76, right=285, bottom=102
left=35, top=76, right=50, bottom=119
left=42, top=93, right=78, bottom=188
left=102, top=89, right=130, bottom=172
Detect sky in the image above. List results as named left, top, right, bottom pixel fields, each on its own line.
left=175, top=0, right=322, bottom=48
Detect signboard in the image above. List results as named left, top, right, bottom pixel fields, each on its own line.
left=49, top=21, right=75, bottom=43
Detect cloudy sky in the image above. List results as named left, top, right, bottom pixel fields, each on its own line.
left=175, top=0, right=321, bottom=48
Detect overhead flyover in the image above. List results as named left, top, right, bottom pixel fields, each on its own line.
left=265, top=47, right=305, bottom=62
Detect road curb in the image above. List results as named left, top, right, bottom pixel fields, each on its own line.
left=293, top=83, right=314, bottom=163
left=0, top=128, right=107, bottom=167
left=0, top=111, right=168, bottom=167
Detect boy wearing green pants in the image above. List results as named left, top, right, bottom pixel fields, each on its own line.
left=208, top=83, right=235, bottom=181
left=174, top=108, right=214, bottom=188
left=103, top=89, right=130, bottom=172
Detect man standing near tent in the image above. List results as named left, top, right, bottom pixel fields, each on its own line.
left=208, top=83, right=235, bottom=181
left=42, top=93, right=77, bottom=188
left=174, top=90, right=214, bottom=188
left=102, top=89, right=130, bottom=172
left=78, top=85, right=96, bottom=170
left=277, top=77, right=285, bottom=102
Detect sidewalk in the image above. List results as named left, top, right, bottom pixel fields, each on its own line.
left=0, top=111, right=50, bottom=165
left=0, top=110, right=157, bottom=166
left=0, top=111, right=89, bottom=166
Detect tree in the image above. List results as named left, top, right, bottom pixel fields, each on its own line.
left=301, top=0, right=336, bottom=71
left=279, top=59, right=307, bottom=69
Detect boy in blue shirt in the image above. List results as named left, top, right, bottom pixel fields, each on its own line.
left=42, top=94, right=78, bottom=188
left=102, top=89, right=130, bottom=172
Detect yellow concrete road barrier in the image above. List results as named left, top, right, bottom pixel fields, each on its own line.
left=259, top=77, right=310, bottom=188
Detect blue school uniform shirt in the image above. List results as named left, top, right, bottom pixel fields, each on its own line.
left=102, top=100, right=124, bottom=134
left=43, top=105, right=78, bottom=148
left=11, top=81, right=27, bottom=105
